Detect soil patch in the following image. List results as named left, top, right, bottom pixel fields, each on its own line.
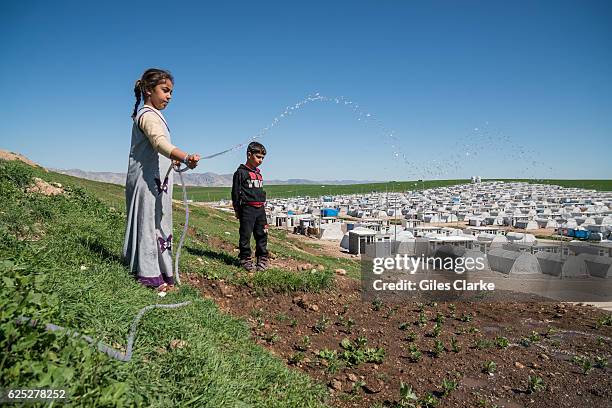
left=0, top=149, right=45, bottom=170
left=187, top=271, right=612, bottom=408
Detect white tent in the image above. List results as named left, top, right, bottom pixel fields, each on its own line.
left=340, top=232, right=349, bottom=251
left=320, top=222, right=344, bottom=241
left=510, top=253, right=543, bottom=275
left=506, top=232, right=536, bottom=243
left=545, top=219, right=559, bottom=229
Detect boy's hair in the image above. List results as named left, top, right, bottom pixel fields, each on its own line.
left=247, top=142, right=266, bottom=156
left=132, top=68, right=174, bottom=118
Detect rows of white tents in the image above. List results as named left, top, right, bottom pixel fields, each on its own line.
left=257, top=181, right=612, bottom=278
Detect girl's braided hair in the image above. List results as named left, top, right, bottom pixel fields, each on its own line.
left=132, top=68, right=174, bottom=118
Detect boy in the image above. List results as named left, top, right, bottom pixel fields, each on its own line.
left=232, top=142, right=269, bottom=272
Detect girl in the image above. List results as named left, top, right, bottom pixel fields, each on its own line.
left=122, top=68, right=200, bottom=291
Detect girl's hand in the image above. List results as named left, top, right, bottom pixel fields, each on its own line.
left=186, top=153, right=200, bottom=169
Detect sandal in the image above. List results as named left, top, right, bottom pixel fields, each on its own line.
left=157, top=283, right=172, bottom=292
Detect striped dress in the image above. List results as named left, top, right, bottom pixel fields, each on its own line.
left=122, top=105, right=175, bottom=287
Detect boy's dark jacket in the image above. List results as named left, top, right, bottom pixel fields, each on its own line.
left=232, top=164, right=266, bottom=210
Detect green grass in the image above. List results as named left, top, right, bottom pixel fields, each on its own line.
left=43, top=171, right=126, bottom=209
left=175, top=178, right=612, bottom=202
left=172, top=201, right=359, bottom=288
left=487, top=179, right=612, bottom=191
left=0, top=160, right=331, bottom=407
left=175, top=179, right=469, bottom=201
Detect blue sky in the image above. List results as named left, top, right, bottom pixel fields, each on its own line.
left=1, top=0, right=611, bottom=181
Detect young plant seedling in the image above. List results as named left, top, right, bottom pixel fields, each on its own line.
left=318, top=348, right=342, bottom=373
left=398, top=382, right=418, bottom=407
left=399, top=322, right=411, bottom=331
left=404, top=330, right=417, bottom=342
left=419, top=392, right=439, bottom=408
left=351, top=379, right=366, bottom=395
left=275, top=313, right=289, bottom=322
left=441, top=378, right=458, bottom=396
left=482, top=360, right=497, bottom=375
left=313, top=316, right=330, bottom=333
left=288, top=351, right=305, bottom=365
left=494, top=336, right=509, bottom=349
left=528, top=331, right=541, bottom=342
left=318, top=348, right=337, bottom=360
left=430, top=322, right=442, bottom=338
left=448, top=303, right=457, bottom=319
left=450, top=336, right=461, bottom=353
left=339, top=337, right=385, bottom=367
left=527, top=375, right=545, bottom=393
left=407, top=344, right=422, bottom=362
left=372, top=297, right=383, bottom=311
left=294, top=335, right=311, bottom=351
left=263, top=333, right=280, bottom=344
left=474, top=339, right=493, bottom=350
left=385, top=306, right=398, bottom=319
left=364, top=347, right=385, bottom=364
left=432, top=339, right=445, bottom=358
left=595, top=314, right=612, bottom=329
left=580, top=358, right=593, bottom=374
left=338, top=316, right=356, bottom=333
left=594, top=356, right=608, bottom=369
left=434, top=312, right=445, bottom=324
left=341, top=303, right=349, bottom=315
left=417, top=311, right=427, bottom=327
left=544, top=326, right=558, bottom=338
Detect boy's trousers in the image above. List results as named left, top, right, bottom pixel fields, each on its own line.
left=238, top=205, right=268, bottom=260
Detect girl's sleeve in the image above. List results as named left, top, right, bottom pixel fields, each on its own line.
left=139, top=112, right=177, bottom=158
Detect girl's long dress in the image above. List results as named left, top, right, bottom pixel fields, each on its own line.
left=122, top=107, right=174, bottom=287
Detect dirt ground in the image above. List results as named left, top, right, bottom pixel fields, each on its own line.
left=284, top=231, right=356, bottom=260
left=186, top=207, right=611, bottom=406
left=0, top=149, right=45, bottom=169
left=187, top=269, right=612, bottom=408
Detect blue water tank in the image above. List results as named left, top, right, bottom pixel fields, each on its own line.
left=574, top=230, right=590, bottom=240
left=321, top=208, right=339, bottom=217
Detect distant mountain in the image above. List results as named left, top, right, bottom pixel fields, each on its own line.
left=50, top=168, right=377, bottom=187
left=51, top=169, right=127, bottom=185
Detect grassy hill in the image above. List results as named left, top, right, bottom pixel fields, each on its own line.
left=0, top=159, right=360, bottom=407
left=3, top=160, right=612, bottom=407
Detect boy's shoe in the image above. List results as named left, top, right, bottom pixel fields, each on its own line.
left=256, top=255, right=269, bottom=271
left=240, top=257, right=255, bottom=272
